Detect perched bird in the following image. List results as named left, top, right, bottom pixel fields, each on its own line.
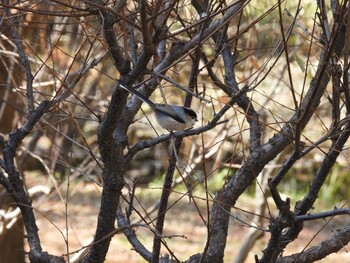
left=119, top=82, right=197, bottom=131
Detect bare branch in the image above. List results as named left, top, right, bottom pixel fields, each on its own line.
left=275, top=224, right=350, bottom=263
left=296, top=208, right=350, bottom=221
left=116, top=209, right=152, bottom=261
left=2, top=6, right=34, bottom=113
left=0, top=101, right=64, bottom=262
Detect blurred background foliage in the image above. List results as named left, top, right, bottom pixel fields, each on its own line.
left=1, top=0, right=347, bottom=209
left=1, top=1, right=349, bottom=260
left=0, top=0, right=350, bottom=262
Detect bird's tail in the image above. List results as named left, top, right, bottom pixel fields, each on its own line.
left=118, top=82, right=155, bottom=107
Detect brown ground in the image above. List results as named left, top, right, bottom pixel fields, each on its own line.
left=25, top=178, right=349, bottom=263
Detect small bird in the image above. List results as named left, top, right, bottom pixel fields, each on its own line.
left=119, top=82, right=197, bottom=131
